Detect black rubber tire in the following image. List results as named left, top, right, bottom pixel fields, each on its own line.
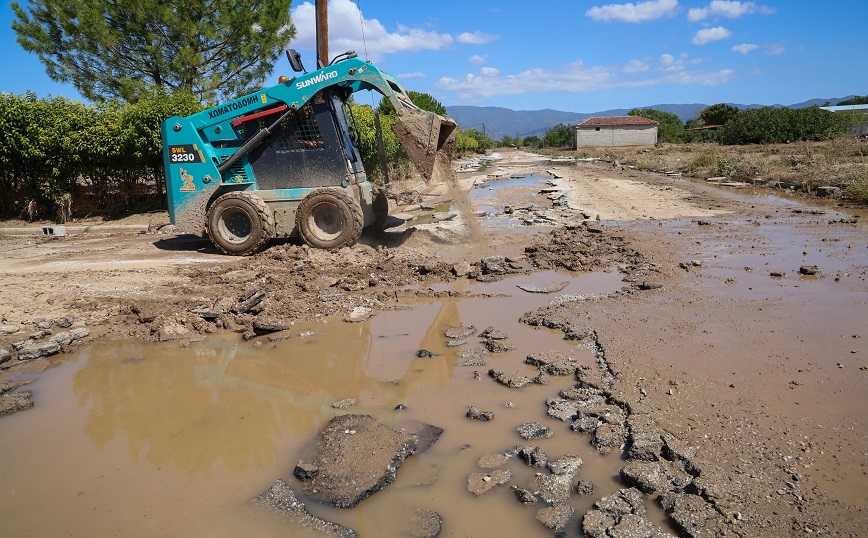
left=206, top=191, right=275, bottom=256
left=297, top=188, right=363, bottom=250
left=373, top=187, right=389, bottom=230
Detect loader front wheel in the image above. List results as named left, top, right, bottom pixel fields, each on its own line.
left=206, top=191, right=275, bottom=256
left=297, top=188, right=363, bottom=250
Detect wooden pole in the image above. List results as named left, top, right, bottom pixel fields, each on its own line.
left=316, top=0, right=328, bottom=69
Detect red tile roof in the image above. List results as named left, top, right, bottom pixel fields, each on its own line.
left=576, top=116, right=658, bottom=127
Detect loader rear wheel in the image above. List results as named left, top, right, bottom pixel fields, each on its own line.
left=206, top=191, right=275, bottom=256
left=297, top=188, right=363, bottom=250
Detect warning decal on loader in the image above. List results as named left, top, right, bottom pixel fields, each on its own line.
left=179, top=169, right=195, bottom=192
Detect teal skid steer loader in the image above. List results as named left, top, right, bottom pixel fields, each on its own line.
left=161, top=49, right=456, bottom=255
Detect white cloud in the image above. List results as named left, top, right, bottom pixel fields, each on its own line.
left=731, top=43, right=758, bottom=54
left=692, top=26, right=732, bottom=45
left=688, top=1, right=775, bottom=22
left=397, top=72, right=426, bottom=79
left=624, top=60, right=650, bottom=73
left=457, top=31, right=500, bottom=45
left=468, top=55, right=487, bottom=65
left=480, top=67, right=500, bottom=77
left=436, top=58, right=737, bottom=101
left=765, top=43, right=786, bottom=55
left=586, top=0, right=679, bottom=22
left=659, top=53, right=704, bottom=72
left=290, top=0, right=452, bottom=62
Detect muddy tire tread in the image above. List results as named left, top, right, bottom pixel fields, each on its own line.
left=297, top=188, right=363, bottom=250
left=206, top=191, right=275, bottom=256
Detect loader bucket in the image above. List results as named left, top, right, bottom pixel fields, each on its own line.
left=392, top=109, right=457, bottom=182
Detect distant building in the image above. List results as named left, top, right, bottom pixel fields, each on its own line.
left=574, top=116, right=658, bottom=147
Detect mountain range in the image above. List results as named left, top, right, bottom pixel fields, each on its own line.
left=445, top=96, right=857, bottom=140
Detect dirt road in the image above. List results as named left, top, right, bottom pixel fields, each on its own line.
left=1, top=149, right=866, bottom=536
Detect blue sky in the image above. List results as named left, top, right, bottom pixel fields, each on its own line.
left=3, top=0, right=866, bottom=113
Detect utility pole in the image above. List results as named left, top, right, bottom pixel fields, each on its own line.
left=316, top=0, right=328, bottom=68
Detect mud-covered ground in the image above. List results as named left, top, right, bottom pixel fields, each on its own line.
left=1, top=149, right=866, bottom=536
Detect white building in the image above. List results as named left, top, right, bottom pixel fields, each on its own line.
left=574, top=116, right=658, bottom=147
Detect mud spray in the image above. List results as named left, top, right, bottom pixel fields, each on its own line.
left=393, top=112, right=485, bottom=243
left=436, top=159, right=485, bottom=242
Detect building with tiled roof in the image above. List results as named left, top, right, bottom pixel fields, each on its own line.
left=574, top=116, right=658, bottom=147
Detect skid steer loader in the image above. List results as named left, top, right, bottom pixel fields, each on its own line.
left=161, top=49, right=456, bottom=255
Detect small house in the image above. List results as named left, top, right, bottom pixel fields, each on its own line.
left=574, top=116, right=658, bottom=147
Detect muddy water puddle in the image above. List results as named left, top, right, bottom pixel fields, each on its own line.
left=0, top=269, right=654, bottom=537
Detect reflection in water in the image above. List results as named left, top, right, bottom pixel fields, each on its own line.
left=71, top=298, right=468, bottom=475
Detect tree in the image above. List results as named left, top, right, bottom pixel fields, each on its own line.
left=11, top=0, right=295, bottom=103
left=836, top=95, right=868, bottom=106
left=377, top=91, right=447, bottom=117
left=629, top=108, right=684, bottom=143
left=698, top=103, right=739, bottom=126
left=720, top=106, right=844, bottom=145
left=461, top=128, right=496, bottom=151
left=543, top=123, right=573, bottom=148
left=522, top=135, right=541, bottom=148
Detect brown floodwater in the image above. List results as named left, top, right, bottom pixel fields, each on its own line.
left=0, top=269, right=652, bottom=537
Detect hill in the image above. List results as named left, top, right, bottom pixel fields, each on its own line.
left=445, top=96, right=857, bottom=140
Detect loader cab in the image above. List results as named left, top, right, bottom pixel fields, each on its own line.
left=239, top=89, right=365, bottom=191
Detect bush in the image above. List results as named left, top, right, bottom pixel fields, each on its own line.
left=0, top=91, right=201, bottom=221
left=714, top=156, right=740, bottom=178
left=844, top=167, right=868, bottom=203
left=721, top=106, right=844, bottom=145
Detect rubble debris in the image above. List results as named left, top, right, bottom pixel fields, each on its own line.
left=467, top=469, right=511, bottom=495
left=659, top=491, right=729, bottom=537
left=466, top=405, right=494, bottom=421
left=517, top=281, right=570, bottom=294
left=509, top=445, right=548, bottom=468
left=526, top=351, right=579, bottom=376
left=536, top=504, right=574, bottom=531
left=512, top=485, right=536, bottom=504
left=582, top=487, right=674, bottom=538
left=293, top=461, right=319, bottom=481
left=331, top=398, right=356, bottom=409
left=619, top=460, right=692, bottom=494
left=300, top=414, right=419, bottom=508
left=253, top=479, right=357, bottom=538
left=575, top=480, right=594, bottom=495
left=445, top=325, right=476, bottom=339
left=488, top=369, right=532, bottom=388
left=516, top=422, right=553, bottom=440
left=407, top=508, right=442, bottom=538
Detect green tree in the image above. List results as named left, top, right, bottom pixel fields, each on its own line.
left=836, top=95, right=868, bottom=106
left=12, top=0, right=295, bottom=103
left=543, top=123, right=573, bottom=148
left=698, top=103, right=740, bottom=126
left=377, top=91, right=447, bottom=116
left=629, top=108, right=684, bottom=143
left=461, top=128, right=496, bottom=151
left=720, top=106, right=844, bottom=144
left=522, top=135, right=541, bottom=148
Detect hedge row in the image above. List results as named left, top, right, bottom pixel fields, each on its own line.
left=0, top=92, right=472, bottom=222
left=0, top=91, right=202, bottom=221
